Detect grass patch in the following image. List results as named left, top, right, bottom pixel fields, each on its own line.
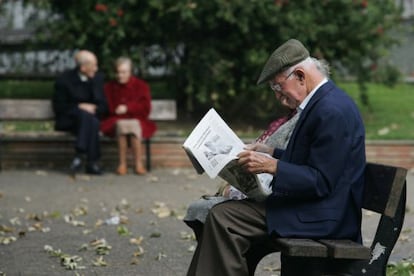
left=338, top=82, right=414, bottom=140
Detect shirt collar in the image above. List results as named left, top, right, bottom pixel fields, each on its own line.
left=78, top=72, right=88, bottom=82
left=298, top=78, right=328, bottom=112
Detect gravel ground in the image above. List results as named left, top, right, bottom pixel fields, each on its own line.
left=0, top=169, right=413, bottom=276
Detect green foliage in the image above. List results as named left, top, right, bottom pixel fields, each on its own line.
left=30, top=0, right=402, bottom=121
left=387, top=260, right=414, bottom=275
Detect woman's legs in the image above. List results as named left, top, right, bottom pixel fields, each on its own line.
left=131, top=135, right=146, bottom=175
left=117, top=135, right=128, bottom=175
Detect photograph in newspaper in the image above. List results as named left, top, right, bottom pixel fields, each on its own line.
left=183, top=108, right=245, bottom=178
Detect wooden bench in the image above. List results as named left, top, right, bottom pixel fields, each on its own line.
left=248, top=162, right=407, bottom=276
left=0, top=99, right=177, bottom=171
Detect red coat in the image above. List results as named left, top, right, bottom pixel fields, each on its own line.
left=100, top=76, right=157, bottom=139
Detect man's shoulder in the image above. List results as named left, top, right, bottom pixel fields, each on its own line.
left=56, top=69, right=77, bottom=84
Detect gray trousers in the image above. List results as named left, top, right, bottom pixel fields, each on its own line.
left=186, top=199, right=274, bottom=276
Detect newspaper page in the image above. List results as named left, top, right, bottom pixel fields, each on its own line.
left=183, top=108, right=273, bottom=201
left=183, top=108, right=244, bottom=178
left=218, top=160, right=273, bottom=201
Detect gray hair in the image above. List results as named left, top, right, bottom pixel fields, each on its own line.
left=114, top=56, right=133, bottom=70
left=284, top=57, right=330, bottom=78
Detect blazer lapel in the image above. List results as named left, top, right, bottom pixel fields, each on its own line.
left=283, top=80, right=336, bottom=160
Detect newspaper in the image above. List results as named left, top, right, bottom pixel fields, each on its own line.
left=182, top=108, right=273, bottom=201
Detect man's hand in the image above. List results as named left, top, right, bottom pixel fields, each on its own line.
left=245, top=143, right=274, bottom=155
left=115, top=104, right=127, bottom=115
left=237, top=150, right=278, bottom=175
left=78, top=103, right=97, bottom=114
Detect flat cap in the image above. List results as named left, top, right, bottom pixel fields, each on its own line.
left=257, top=39, right=309, bottom=85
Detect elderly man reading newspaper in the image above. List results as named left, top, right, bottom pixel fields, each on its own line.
left=185, top=39, right=366, bottom=276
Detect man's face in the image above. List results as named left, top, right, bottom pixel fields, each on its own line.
left=270, top=70, right=306, bottom=109
left=116, top=63, right=132, bottom=84
left=80, top=57, right=98, bottom=78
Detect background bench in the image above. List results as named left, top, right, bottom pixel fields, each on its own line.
left=249, top=163, right=407, bottom=276
left=0, top=99, right=177, bottom=171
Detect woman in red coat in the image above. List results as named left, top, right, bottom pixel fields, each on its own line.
left=100, top=57, right=156, bottom=175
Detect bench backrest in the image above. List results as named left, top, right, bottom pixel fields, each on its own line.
left=363, top=163, right=407, bottom=217
left=357, top=163, right=407, bottom=275
left=0, top=99, right=177, bottom=121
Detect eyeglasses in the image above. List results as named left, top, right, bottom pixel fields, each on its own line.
left=269, top=70, right=295, bottom=93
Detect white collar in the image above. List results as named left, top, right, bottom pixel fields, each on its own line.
left=298, top=78, right=328, bottom=112
left=78, top=73, right=88, bottom=82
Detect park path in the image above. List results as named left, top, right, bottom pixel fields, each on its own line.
left=0, top=169, right=413, bottom=275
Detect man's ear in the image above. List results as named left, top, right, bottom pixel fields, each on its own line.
left=295, top=69, right=305, bottom=81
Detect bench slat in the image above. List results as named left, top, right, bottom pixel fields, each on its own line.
left=319, top=239, right=371, bottom=260
left=0, top=99, right=177, bottom=121
left=274, top=238, right=328, bottom=258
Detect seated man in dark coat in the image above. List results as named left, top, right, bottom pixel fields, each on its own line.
left=52, top=50, right=108, bottom=175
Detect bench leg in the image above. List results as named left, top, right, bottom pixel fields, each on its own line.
left=145, top=139, right=151, bottom=172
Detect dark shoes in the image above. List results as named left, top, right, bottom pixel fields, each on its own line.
left=70, top=157, right=103, bottom=175
left=85, top=163, right=103, bottom=175
left=70, top=157, right=83, bottom=174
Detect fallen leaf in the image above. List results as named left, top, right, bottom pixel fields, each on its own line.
left=24, top=196, right=31, bottom=202
left=180, top=231, right=196, bottom=241
left=263, top=265, right=280, bottom=272
left=41, top=227, right=51, bottom=233
left=398, top=234, right=411, bottom=242
left=78, top=243, right=89, bottom=252
left=49, top=211, right=61, bottom=219
left=155, top=252, right=167, bottom=261
left=117, top=225, right=130, bottom=236
left=72, top=205, right=88, bottom=216
left=151, top=202, right=171, bottom=218
left=90, top=239, right=112, bottom=255
left=82, top=229, right=92, bottom=235
left=9, top=217, right=21, bottom=226
left=133, top=246, right=145, bottom=257
left=130, top=257, right=140, bottom=265
left=130, top=236, right=144, bottom=245
left=92, top=256, right=107, bottom=267
left=150, top=232, right=162, bottom=238
left=61, top=255, right=84, bottom=270
left=120, top=215, right=129, bottom=224
left=0, top=236, right=17, bottom=245
left=64, top=215, right=85, bottom=227
left=0, top=224, right=14, bottom=233
left=95, top=219, right=104, bottom=227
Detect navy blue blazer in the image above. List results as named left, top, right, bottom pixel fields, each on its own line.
left=266, top=80, right=366, bottom=242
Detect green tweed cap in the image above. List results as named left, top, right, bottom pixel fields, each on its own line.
left=257, top=39, right=309, bottom=85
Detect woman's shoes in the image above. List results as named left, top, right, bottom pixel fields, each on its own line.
left=117, top=164, right=146, bottom=175
left=135, top=164, right=147, bottom=175
left=116, top=164, right=128, bottom=175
